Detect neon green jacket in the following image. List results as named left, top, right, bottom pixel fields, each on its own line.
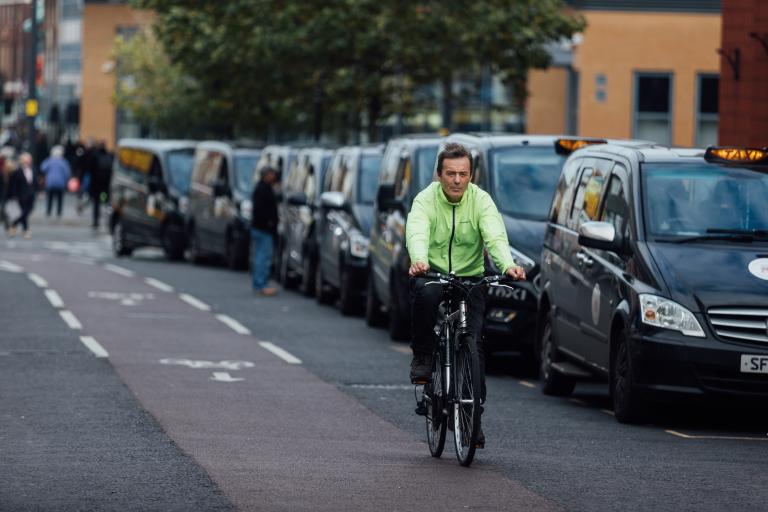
left=406, top=182, right=517, bottom=277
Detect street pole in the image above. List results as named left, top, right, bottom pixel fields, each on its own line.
left=25, top=0, right=38, bottom=155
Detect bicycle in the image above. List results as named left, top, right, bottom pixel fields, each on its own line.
left=414, top=271, right=517, bottom=467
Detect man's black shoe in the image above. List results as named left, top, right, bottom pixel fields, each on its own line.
left=410, top=353, right=431, bottom=384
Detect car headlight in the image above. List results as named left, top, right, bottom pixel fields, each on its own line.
left=239, top=199, right=253, bottom=221
left=639, top=294, right=705, bottom=337
left=178, top=196, right=189, bottom=216
left=510, top=245, right=535, bottom=273
left=349, top=233, right=369, bottom=259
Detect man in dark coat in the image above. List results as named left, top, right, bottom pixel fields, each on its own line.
left=250, top=167, right=279, bottom=296
left=8, top=152, right=37, bottom=238
left=88, top=141, right=113, bottom=230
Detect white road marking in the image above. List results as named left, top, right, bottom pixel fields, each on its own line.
left=104, top=264, right=135, bottom=277
left=0, top=260, right=23, bottom=273
left=258, top=341, right=302, bottom=364
left=28, top=273, right=48, bottom=288
left=80, top=336, right=109, bottom=358
left=570, top=398, right=587, bottom=406
left=665, top=430, right=768, bottom=442
left=601, top=409, right=615, bottom=416
left=210, top=372, right=244, bottom=382
left=159, top=359, right=255, bottom=370
left=519, top=380, right=536, bottom=389
left=215, top=314, right=252, bottom=335
left=179, top=293, right=211, bottom=311
left=390, top=345, right=411, bottom=355
left=59, top=310, right=82, bottom=330
left=44, top=289, right=64, bottom=308
left=347, top=384, right=413, bottom=390
left=145, top=277, right=174, bottom=293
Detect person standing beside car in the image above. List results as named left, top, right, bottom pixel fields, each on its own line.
left=88, top=141, right=113, bottom=231
left=250, top=167, right=279, bottom=296
left=40, top=145, right=72, bottom=219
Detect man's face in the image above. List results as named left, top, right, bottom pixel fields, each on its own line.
left=439, top=157, right=471, bottom=203
left=20, top=154, right=32, bottom=167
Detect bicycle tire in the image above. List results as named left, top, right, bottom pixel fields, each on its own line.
left=425, top=347, right=447, bottom=457
left=453, top=333, right=481, bottom=467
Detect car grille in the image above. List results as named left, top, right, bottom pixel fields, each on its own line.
left=708, top=307, right=768, bottom=345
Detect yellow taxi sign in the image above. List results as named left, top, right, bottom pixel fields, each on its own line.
left=554, top=138, right=607, bottom=155
left=25, top=99, right=38, bottom=117
left=118, top=147, right=154, bottom=174
left=704, top=146, right=768, bottom=164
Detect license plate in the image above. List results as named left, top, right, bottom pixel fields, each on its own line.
left=740, top=354, right=768, bottom=374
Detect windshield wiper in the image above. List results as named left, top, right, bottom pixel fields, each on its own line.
left=660, top=228, right=768, bottom=244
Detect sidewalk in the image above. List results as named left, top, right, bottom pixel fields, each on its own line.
left=3, top=192, right=99, bottom=230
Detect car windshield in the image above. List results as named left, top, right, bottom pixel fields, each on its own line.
left=165, top=149, right=195, bottom=194
left=234, top=153, right=260, bottom=194
left=489, top=146, right=565, bottom=220
left=357, top=154, right=382, bottom=204
left=643, top=163, right=768, bottom=240
left=415, top=146, right=439, bottom=191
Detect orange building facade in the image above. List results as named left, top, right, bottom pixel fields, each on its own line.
left=527, top=6, right=722, bottom=148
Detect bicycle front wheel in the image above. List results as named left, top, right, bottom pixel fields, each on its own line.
left=425, top=348, right=446, bottom=457
left=453, top=334, right=481, bottom=466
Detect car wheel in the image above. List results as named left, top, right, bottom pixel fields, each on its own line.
left=611, top=328, right=647, bottom=424
left=539, top=311, right=576, bottom=396
left=339, top=267, right=360, bottom=316
left=162, top=225, right=184, bottom=261
left=112, top=218, right=132, bottom=257
left=388, top=277, right=410, bottom=341
left=299, top=251, right=316, bottom=297
left=314, top=261, right=334, bottom=304
left=280, top=245, right=298, bottom=289
left=365, top=270, right=387, bottom=327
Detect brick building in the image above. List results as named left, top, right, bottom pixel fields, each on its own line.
left=718, top=0, right=768, bottom=147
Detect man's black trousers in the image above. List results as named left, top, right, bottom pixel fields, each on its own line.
left=410, top=277, right=487, bottom=401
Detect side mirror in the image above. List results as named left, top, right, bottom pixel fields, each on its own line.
left=287, top=192, right=308, bottom=206
left=578, top=221, right=624, bottom=253
left=376, top=184, right=404, bottom=212
left=320, top=191, right=347, bottom=210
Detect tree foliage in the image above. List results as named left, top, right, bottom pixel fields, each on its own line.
left=124, top=0, right=584, bottom=140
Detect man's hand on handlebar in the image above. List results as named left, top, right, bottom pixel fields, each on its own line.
left=506, top=265, right=526, bottom=281
left=409, top=261, right=430, bottom=277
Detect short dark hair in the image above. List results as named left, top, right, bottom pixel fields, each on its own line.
left=436, top=142, right=471, bottom=176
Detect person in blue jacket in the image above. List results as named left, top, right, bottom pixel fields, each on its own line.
left=40, top=145, right=72, bottom=218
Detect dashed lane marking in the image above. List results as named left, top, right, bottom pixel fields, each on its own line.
left=601, top=409, right=615, bottom=416
left=390, top=345, right=412, bottom=355
left=0, top=260, right=24, bottom=273
left=258, top=342, right=302, bottom=365
left=44, top=289, right=64, bottom=308
left=519, top=380, right=536, bottom=389
left=179, top=293, right=211, bottom=311
left=665, top=430, right=768, bottom=442
left=215, top=314, right=251, bottom=335
left=145, top=277, right=174, bottom=293
left=104, top=264, right=135, bottom=277
left=80, top=336, right=109, bottom=358
left=59, top=310, right=82, bottom=330
left=347, top=384, right=413, bottom=390
left=28, top=273, right=48, bottom=288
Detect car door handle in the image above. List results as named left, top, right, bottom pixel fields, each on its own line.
left=576, top=252, right=594, bottom=268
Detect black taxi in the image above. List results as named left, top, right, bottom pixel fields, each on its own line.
left=538, top=142, right=768, bottom=422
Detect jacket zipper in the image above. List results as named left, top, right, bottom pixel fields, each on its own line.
left=448, top=205, right=456, bottom=273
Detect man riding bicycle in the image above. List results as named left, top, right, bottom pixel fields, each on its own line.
left=405, top=142, right=526, bottom=446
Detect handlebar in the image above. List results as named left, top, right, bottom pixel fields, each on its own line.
left=419, top=271, right=519, bottom=296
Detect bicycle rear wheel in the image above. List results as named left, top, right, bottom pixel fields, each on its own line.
left=425, top=348, right=447, bottom=457
left=453, top=334, right=481, bottom=466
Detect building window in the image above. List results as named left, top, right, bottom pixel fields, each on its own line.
left=696, top=74, right=718, bottom=147
left=633, top=73, right=672, bottom=145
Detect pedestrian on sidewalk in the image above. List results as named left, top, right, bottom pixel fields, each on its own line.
left=250, top=166, right=279, bottom=296
left=88, top=141, right=113, bottom=231
left=8, top=152, right=37, bottom=238
left=40, top=145, right=72, bottom=219
left=0, top=155, right=11, bottom=232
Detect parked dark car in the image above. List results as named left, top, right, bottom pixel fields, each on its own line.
left=367, top=135, right=442, bottom=339
left=278, top=146, right=334, bottom=295
left=186, top=141, right=261, bottom=269
left=110, top=138, right=196, bottom=260
left=314, top=145, right=384, bottom=314
left=538, top=142, right=768, bottom=423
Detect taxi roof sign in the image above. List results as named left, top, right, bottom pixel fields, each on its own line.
left=554, top=138, right=607, bottom=155
left=704, top=146, right=768, bottom=165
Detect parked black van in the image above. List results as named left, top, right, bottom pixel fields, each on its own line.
left=538, top=143, right=768, bottom=422
left=314, top=145, right=384, bottom=314
left=186, top=141, right=261, bottom=269
left=367, top=135, right=442, bottom=339
left=278, top=146, right=334, bottom=295
left=110, top=139, right=196, bottom=260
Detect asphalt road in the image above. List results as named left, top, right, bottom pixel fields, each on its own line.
left=1, top=202, right=766, bottom=511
